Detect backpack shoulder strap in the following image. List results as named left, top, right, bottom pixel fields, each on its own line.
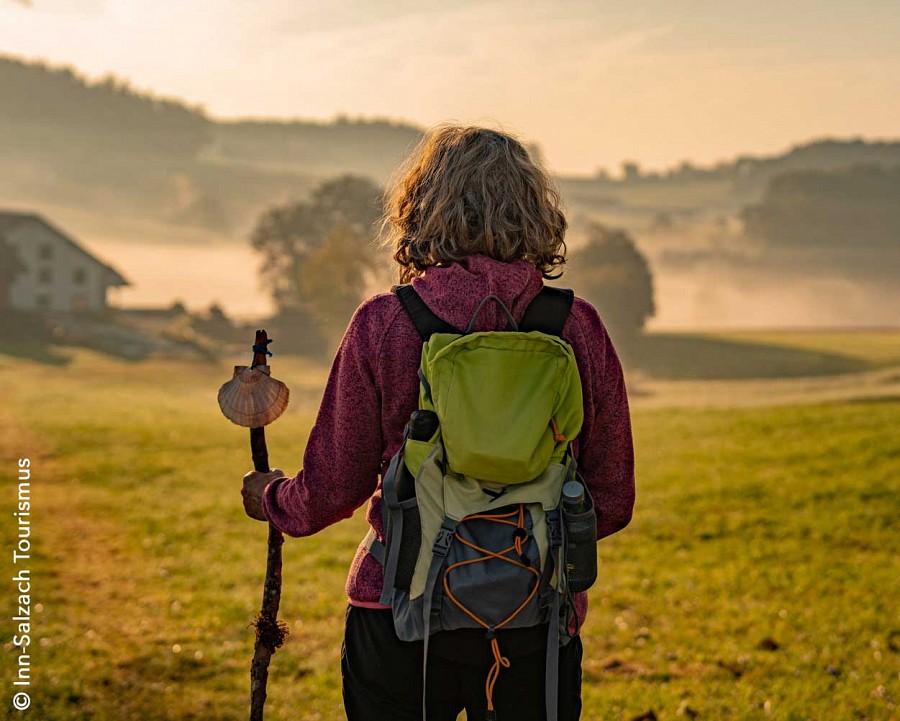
left=393, top=283, right=574, bottom=340
left=392, top=284, right=462, bottom=341
left=518, top=286, right=575, bottom=337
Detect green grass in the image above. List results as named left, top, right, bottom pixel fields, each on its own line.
left=0, top=347, right=898, bottom=720
left=626, top=330, right=900, bottom=381
left=715, top=331, right=900, bottom=367
left=592, top=402, right=899, bottom=720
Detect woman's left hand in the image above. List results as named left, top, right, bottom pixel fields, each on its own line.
left=241, top=468, right=285, bottom=521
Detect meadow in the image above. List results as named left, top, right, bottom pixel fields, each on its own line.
left=0, top=331, right=898, bottom=721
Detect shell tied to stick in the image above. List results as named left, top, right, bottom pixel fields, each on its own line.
left=218, top=365, right=290, bottom=428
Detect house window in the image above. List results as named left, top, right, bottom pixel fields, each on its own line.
left=73, top=268, right=87, bottom=285
left=35, top=293, right=51, bottom=309
left=38, top=243, right=53, bottom=260
left=38, top=267, right=53, bottom=283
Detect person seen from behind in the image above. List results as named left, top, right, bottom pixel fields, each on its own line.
left=242, top=123, right=636, bottom=720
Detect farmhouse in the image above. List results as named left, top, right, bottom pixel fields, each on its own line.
left=0, top=212, right=129, bottom=312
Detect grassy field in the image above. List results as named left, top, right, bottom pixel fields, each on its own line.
left=625, top=329, right=900, bottom=382
left=1, top=333, right=898, bottom=721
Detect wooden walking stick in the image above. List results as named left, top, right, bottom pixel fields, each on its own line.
left=218, top=330, right=291, bottom=721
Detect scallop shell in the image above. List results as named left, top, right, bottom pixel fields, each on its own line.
left=217, top=365, right=290, bottom=427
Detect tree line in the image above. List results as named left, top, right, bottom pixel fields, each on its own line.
left=742, top=164, right=900, bottom=251
left=0, top=56, right=209, bottom=159
left=0, top=55, right=421, bottom=173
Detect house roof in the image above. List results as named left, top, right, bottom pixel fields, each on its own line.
left=0, top=211, right=130, bottom=286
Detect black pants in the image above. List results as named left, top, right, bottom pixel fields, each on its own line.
left=341, top=605, right=582, bottom=721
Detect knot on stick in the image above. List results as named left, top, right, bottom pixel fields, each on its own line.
left=253, top=613, right=289, bottom=650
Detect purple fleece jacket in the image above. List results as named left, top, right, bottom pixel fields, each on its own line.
left=262, top=254, right=635, bottom=625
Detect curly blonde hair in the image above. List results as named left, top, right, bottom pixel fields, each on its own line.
left=380, top=123, right=568, bottom=283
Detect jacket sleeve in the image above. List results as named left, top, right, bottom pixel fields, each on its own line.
left=569, top=301, right=635, bottom=540
left=261, top=300, right=384, bottom=537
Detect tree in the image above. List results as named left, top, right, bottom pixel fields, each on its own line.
left=566, top=223, right=655, bottom=343
left=299, top=223, right=374, bottom=348
left=250, top=175, right=384, bottom=348
left=621, top=161, right=642, bottom=182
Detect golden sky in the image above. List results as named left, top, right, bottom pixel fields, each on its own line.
left=2, top=0, right=899, bottom=174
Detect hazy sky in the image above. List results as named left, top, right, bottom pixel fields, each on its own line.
left=2, top=0, right=899, bottom=174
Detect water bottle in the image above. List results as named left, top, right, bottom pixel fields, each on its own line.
left=562, top=479, right=598, bottom=593
left=408, top=410, right=439, bottom=441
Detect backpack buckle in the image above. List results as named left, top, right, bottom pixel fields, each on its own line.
left=432, top=521, right=457, bottom=557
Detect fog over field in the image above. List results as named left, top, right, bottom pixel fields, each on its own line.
left=34, top=205, right=900, bottom=330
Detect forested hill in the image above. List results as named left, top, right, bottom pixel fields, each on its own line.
left=6, top=54, right=900, bottom=185
left=0, top=55, right=422, bottom=177
left=0, top=55, right=423, bottom=233
left=2, top=53, right=899, bottom=239
left=0, top=55, right=209, bottom=157
left=209, top=118, right=423, bottom=178
left=565, top=137, right=900, bottom=212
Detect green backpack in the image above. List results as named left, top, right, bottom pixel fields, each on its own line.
left=366, top=284, right=588, bottom=721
